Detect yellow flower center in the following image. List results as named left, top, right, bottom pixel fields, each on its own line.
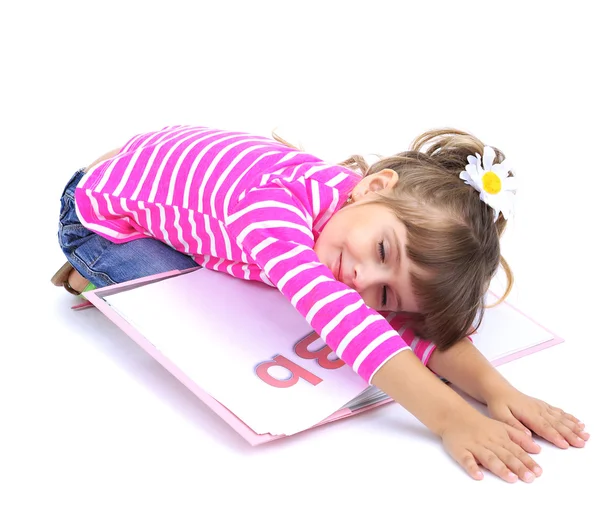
left=482, top=171, right=502, bottom=194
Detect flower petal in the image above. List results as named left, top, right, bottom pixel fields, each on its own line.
left=479, top=191, right=502, bottom=221
left=500, top=198, right=514, bottom=219
left=465, top=162, right=483, bottom=179
left=460, top=170, right=480, bottom=190
left=483, top=146, right=496, bottom=171
left=503, top=176, right=518, bottom=192
left=479, top=190, right=491, bottom=205
left=496, top=192, right=516, bottom=219
left=492, top=161, right=511, bottom=179
left=500, top=158, right=512, bottom=173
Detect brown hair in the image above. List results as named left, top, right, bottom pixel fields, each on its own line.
left=273, top=128, right=514, bottom=350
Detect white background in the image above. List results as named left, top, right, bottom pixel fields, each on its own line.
left=1, top=1, right=598, bottom=515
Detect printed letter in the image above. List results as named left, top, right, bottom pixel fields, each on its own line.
left=294, top=333, right=345, bottom=370
left=255, top=354, right=323, bottom=388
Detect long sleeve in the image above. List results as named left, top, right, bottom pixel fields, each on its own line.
left=386, top=313, right=437, bottom=368
left=225, top=184, right=417, bottom=384
left=72, top=124, right=439, bottom=379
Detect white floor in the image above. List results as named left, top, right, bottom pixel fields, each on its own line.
left=2, top=2, right=598, bottom=515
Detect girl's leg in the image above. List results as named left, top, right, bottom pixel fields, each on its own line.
left=54, top=169, right=199, bottom=291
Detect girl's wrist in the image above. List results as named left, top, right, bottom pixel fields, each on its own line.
left=373, top=351, right=485, bottom=437
left=479, top=375, right=518, bottom=405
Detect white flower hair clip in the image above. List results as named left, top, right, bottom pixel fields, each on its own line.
left=459, top=146, right=517, bottom=221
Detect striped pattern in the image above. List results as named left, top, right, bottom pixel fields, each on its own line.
left=75, top=125, right=436, bottom=384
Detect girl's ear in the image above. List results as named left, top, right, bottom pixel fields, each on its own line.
left=352, top=169, right=399, bottom=201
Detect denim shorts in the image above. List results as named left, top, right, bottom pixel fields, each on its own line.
left=57, top=169, right=199, bottom=287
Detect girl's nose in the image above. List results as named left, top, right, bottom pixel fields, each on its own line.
left=352, top=263, right=364, bottom=291
left=353, top=262, right=383, bottom=292
left=352, top=263, right=387, bottom=310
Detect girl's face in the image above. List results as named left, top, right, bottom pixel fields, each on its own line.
left=314, top=170, right=421, bottom=314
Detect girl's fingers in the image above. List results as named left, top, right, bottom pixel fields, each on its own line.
left=554, top=421, right=587, bottom=448
left=474, top=447, right=518, bottom=483
left=509, top=443, right=543, bottom=478
left=505, top=415, right=532, bottom=436
left=548, top=407, right=587, bottom=432
left=456, top=451, right=484, bottom=481
left=493, top=404, right=533, bottom=436
left=556, top=414, right=584, bottom=433
left=506, top=425, right=541, bottom=454
left=562, top=412, right=583, bottom=427
left=527, top=418, right=570, bottom=449
left=496, top=446, right=537, bottom=483
left=551, top=413, right=590, bottom=442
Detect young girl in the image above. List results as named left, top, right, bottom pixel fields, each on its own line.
left=52, top=125, right=589, bottom=482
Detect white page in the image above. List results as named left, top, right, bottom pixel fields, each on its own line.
left=104, top=269, right=369, bottom=436
left=470, top=297, right=555, bottom=360
left=104, top=270, right=557, bottom=434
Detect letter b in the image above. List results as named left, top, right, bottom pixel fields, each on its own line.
left=255, top=354, right=323, bottom=388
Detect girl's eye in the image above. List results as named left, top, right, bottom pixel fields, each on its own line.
left=381, top=285, right=388, bottom=307
left=379, top=241, right=388, bottom=307
left=378, top=241, right=385, bottom=262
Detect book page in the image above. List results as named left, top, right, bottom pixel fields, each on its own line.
left=104, top=268, right=369, bottom=436
left=470, top=295, right=556, bottom=361
left=103, top=270, right=559, bottom=433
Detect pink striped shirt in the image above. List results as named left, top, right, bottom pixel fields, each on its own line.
left=75, top=125, right=436, bottom=383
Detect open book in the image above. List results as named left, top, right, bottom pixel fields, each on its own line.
left=82, top=267, right=562, bottom=445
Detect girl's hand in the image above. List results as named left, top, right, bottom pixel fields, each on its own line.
left=487, top=388, right=590, bottom=449
left=441, top=410, right=542, bottom=482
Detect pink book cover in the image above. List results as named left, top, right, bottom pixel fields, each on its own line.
left=79, top=268, right=563, bottom=446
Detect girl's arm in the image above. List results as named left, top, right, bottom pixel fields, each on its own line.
left=371, top=350, right=541, bottom=482
left=426, top=338, right=589, bottom=449
left=427, top=337, right=512, bottom=404
left=373, top=348, right=489, bottom=433
left=226, top=184, right=540, bottom=482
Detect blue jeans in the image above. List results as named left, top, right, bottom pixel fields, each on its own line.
left=57, top=169, right=199, bottom=287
